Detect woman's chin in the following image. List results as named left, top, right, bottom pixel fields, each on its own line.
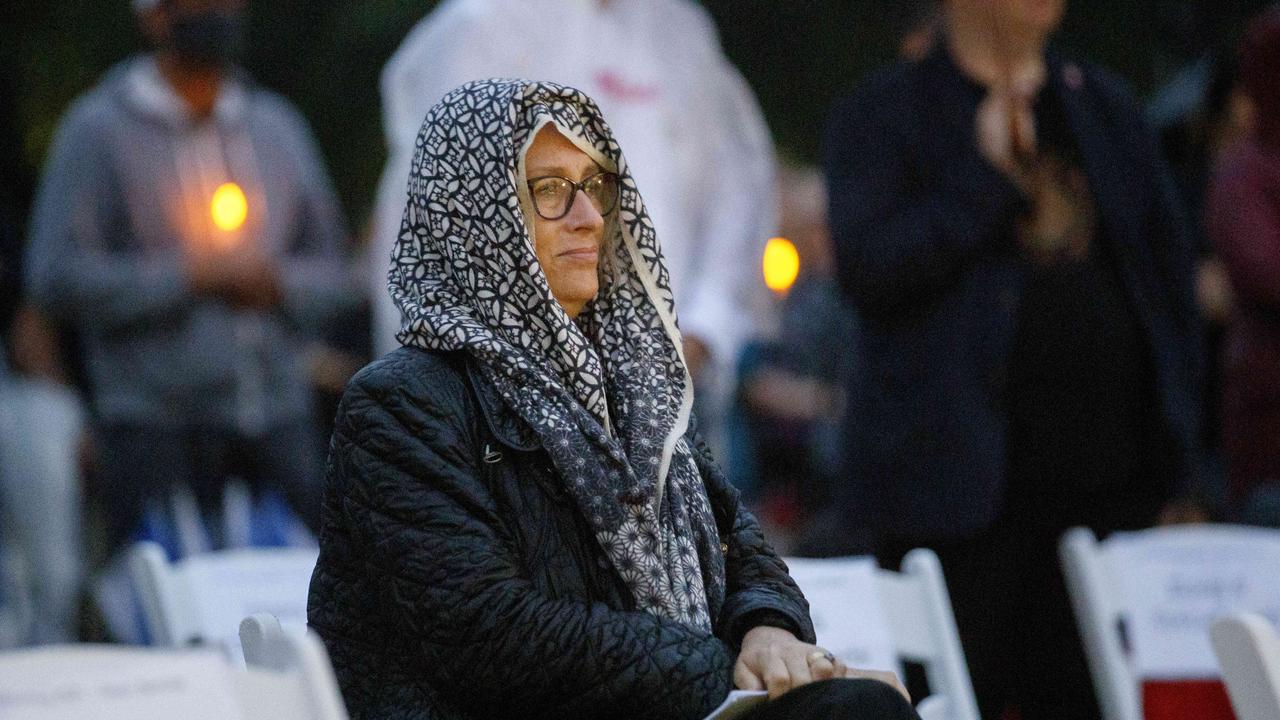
left=553, top=283, right=599, bottom=318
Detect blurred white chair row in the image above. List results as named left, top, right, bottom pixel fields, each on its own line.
left=126, top=537, right=980, bottom=719
left=47, top=526, right=1280, bottom=720
left=0, top=536, right=979, bottom=720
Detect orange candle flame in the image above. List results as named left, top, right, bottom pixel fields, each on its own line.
left=211, top=182, right=248, bottom=233
left=762, top=237, right=800, bottom=294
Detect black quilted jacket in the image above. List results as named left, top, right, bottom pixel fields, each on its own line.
left=307, top=347, right=815, bottom=720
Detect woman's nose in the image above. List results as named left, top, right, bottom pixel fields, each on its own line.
left=565, top=188, right=605, bottom=230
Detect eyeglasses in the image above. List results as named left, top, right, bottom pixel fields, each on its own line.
left=526, top=171, right=620, bottom=221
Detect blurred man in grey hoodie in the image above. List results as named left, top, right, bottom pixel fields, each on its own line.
left=24, top=0, right=356, bottom=556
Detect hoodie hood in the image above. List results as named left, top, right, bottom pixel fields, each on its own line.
left=111, top=55, right=249, bottom=129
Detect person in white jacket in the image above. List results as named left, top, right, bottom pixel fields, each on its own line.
left=370, top=0, right=777, bottom=436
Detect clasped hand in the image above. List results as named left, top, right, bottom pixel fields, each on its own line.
left=734, top=625, right=909, bottom=702
left=187, top=247, right=283, bottom=311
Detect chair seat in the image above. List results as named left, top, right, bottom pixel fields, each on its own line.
left=0, top=642, right=344, bottom=720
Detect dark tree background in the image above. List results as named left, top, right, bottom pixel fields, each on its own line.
left=1, top=0, right=1271, bottom=235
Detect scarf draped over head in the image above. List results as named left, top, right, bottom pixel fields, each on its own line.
left=388, top=79, right=725, bottom=631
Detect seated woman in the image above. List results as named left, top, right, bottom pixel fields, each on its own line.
left=307, top=79, right=915, bottom=720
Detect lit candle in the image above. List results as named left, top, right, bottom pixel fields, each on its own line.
left=210, top=182, right=248, bottom=233
left=762, top=237, right=800, bottom=294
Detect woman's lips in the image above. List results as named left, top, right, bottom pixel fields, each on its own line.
left=559, top=247, right=598, bottom=260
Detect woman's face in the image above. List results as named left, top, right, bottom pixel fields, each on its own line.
left=949, top=0, right=1064, bottom=41
left=992, top=0, right=1064, bottom=39
left=524, top=125, right=606, bottom=318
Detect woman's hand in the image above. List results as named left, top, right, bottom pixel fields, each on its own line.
left=1017, top=156, right=1094, bottom=266
left=733, top=626, right=909, bottom=702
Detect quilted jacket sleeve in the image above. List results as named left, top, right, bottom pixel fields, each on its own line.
left=689, top=422, right=817, bottom=648
left=328, top=357, right=735, bottom=720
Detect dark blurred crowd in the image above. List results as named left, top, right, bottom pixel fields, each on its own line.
left=2, top=1, right=1279, bottom=718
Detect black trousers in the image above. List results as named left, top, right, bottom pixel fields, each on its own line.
left=94, top=421, right=323, bottom=554
left=739, top=679, right=922, bottom=720
left=878, top=524, right=1098, bottom=720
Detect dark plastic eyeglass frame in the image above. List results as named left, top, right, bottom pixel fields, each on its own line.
left=525, top=171, right=620, bottom=221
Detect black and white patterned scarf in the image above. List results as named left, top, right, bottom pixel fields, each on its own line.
left=389, top=79, right=725, bottom=632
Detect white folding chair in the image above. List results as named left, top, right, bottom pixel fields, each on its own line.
left=0, top=640, right=347, bottom=720
left=1061, top=524, right=1280, bottom=720
left=129, top=541, right=318, bottom=658
left=1211, top=613, right=1280, bottom=720
left=784, top=549, right=979, bottom=720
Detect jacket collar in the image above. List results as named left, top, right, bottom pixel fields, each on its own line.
left=1044, top=49, right=1153, bottom=258
left=464, top=361, right=542, bottom=451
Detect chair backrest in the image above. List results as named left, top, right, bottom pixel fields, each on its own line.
left=1061, top=525, right=1280, bottom=720
left=129, top=541, right=319, bottom=657
left=784, top=549, right=980, bottom=720
left=1211, top=613, right=1280, bottom=720
left=241, top=612, right=296, bottom=670
left=0, top=641, right=347, bottom=720
left=240, top=614, right=349, bottom=720
left=1061, top=526, right=1141, bottom=720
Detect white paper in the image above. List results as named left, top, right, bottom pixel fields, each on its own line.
left=783, top=556, right=899, bottom=673
left=1109, top=527, right=1280, bottom=679
left=0, top=646, right=243, bottom=720
left=703, top=690, right=768, bottom=720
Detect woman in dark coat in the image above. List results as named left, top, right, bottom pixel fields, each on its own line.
left=306, top=79, right=915, bottom=720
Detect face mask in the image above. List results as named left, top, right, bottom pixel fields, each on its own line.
left=169, top=9, right=245, bottom=69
